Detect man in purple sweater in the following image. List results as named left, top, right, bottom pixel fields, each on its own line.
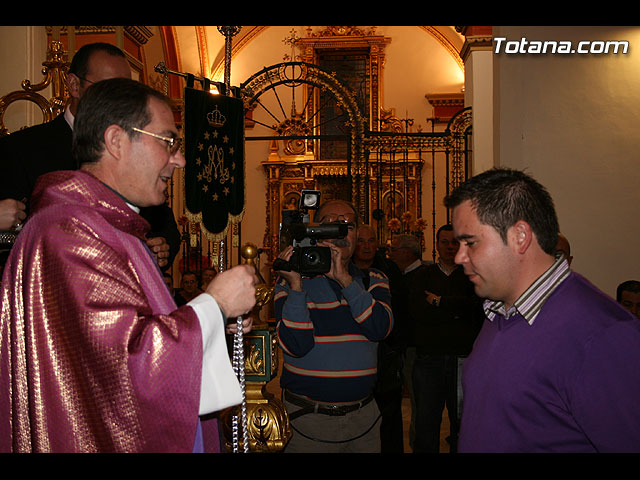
left=444, top=168, right=640, bottom=453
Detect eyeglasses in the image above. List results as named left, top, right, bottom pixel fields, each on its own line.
left=77, top=76, right=96, bottom=85
left=318, top=214, right=353, bottom=224
left=131, top=127, right=182, bottom=155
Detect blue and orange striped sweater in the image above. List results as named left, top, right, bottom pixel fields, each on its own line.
left=275, top=264, right=393, bottom=403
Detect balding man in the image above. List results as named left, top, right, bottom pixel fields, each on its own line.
left=275, top=200, right=393, bottom=453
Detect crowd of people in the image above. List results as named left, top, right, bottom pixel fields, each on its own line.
left=1, top=42, right=639, bottom=454
left=272, top=169, right=640, bottom=453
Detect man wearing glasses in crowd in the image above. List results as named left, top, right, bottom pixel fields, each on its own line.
left=275, top=199, right=394, bottom=453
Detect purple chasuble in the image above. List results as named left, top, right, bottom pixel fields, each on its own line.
left=0, top=170, right=213, bottom=452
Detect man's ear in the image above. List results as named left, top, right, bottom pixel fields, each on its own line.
left=509, top=220, right=533, bottom=255
left=103, top=124, right=126, bottom=160
left=66, top=73, right=81, bottom=100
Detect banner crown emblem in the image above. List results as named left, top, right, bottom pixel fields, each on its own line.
left=207, top=106, right=226, bottom=128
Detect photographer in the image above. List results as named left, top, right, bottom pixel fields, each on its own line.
left=274, top=199, right=394, bottom=453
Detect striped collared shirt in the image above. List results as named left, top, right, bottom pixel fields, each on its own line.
left=484, top=254, right=571, bottom=325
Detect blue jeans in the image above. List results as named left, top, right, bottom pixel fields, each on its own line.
left=412, top=353, right=462, bottom=453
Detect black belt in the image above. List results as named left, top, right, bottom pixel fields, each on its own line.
left=285, top=390, right=374, bottom=420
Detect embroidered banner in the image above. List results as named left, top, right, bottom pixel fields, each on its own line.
left=183, top=87, right=245, bottom=239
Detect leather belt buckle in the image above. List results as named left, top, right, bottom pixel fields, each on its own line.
left=285, top=390, right=373, bottom=418
left=323, top=404, right=348, bottom=416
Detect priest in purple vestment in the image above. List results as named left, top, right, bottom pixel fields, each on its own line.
left=0, top=78, right=258, bottom=452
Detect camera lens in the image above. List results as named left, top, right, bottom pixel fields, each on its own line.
left=304, top=249, right=321, bottom=265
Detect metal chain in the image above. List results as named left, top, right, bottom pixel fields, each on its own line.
left=232, top=315, right=249, bottom=453
left=219, top=238, right=248, bottom=453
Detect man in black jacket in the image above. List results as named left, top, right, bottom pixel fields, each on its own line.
left=0, top=42, right=180, bottom=268
left=409, top=224, right=483, bottom=453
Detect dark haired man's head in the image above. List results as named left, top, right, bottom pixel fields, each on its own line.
left=73, top=78, right=169, bottom=165
left=444, top=168, right=559, bottom=255
left=74, top=78, right=185, bottom=208
left=69, top=43, right=127, bottom=80
left=181, top=272, right=200, bottom=294
left=66, top=42, right=131, bottom=116
left=617, top=280, right=640, bottom=319
left=436, top=224, right=454, bottom=242
left=555, top=232, right=573, bottom=265
left=436, top=224, right=459, bottom=267
left=201, top=267, right=218, bottom=288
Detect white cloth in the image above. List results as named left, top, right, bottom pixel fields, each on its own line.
left=189, top=293, right=243, bottom=415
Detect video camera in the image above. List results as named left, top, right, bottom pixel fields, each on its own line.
left=273, top=189, right=349, bottom=276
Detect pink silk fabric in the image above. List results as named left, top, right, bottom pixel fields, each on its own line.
left=1, top=170, right=206, bottom=452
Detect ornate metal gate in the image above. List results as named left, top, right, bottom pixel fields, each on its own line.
left=240, top=61, right=472, bottom=262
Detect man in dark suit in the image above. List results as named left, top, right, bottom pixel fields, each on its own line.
left=0, top=42, right=180, bottom=268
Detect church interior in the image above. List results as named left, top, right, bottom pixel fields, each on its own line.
left=1, top=25, right=639, bottom=452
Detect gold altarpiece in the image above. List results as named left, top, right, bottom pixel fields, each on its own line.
left=256, top=27, right=436, bottom=264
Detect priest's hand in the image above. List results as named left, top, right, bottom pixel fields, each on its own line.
left=225, top=316, right=254, bottom=334
left=0, top=198, right=26, bottom=230
left=206, top=264, right=258, bottom=319
left=146, top=236, right=170, bottom=268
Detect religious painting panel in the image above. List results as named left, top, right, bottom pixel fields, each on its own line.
left=316, top=49, right=370, bottom=161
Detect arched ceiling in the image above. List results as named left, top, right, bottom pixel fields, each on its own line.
left=170, top=26, right=465, bottom=82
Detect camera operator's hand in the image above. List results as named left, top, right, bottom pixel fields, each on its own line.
left=319, top=240, right=353, bottom=289
left=205, top=264, right=258, bottom=319
left=275, top=246, right=303, bottom=291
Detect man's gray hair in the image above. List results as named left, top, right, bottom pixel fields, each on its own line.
left=395, top=234, right=421, bottom=259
